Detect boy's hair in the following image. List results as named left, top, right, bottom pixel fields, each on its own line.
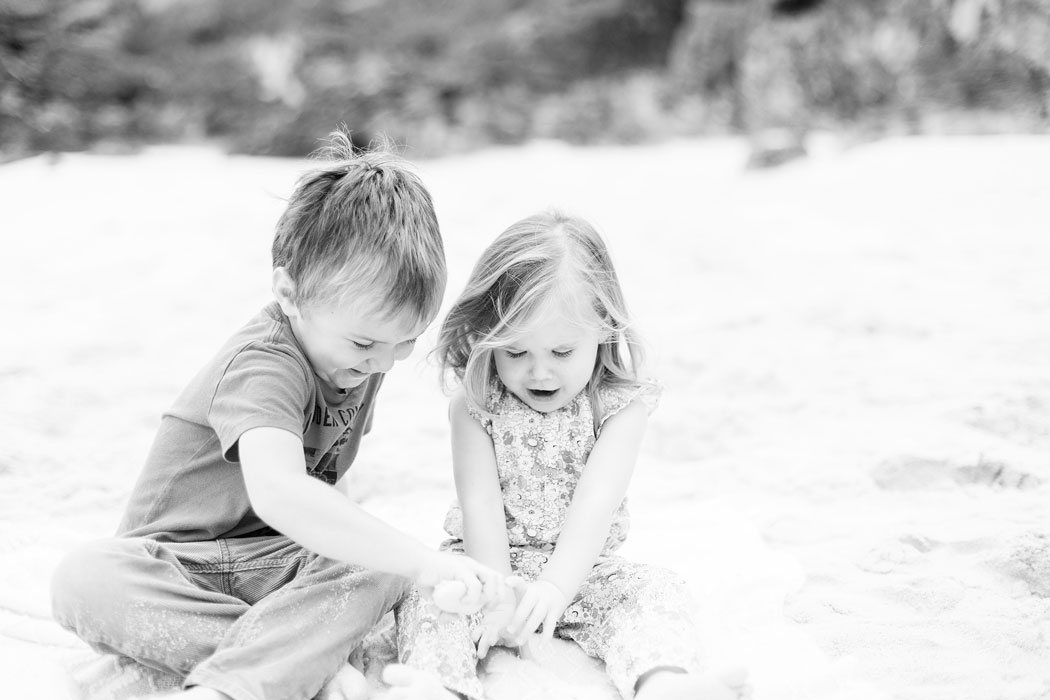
left=272, top=131, right=446, bottom=323
left=435, top=210, right=646, bottom=417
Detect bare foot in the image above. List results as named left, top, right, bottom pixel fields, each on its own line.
left=379, top=664, right=461, bottom=700
left=635, top=668, right=751, bottom=700
left=319, top=662, right=371, bottom=700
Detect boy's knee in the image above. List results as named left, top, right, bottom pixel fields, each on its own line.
left=367, top=571, right=415, bottom=614
left=50, top=538, right=141, bottom=627
left=373, top=571, right=414, bottom=604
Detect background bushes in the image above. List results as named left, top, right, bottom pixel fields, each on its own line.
left=1, top=0, right=1047, bottom=160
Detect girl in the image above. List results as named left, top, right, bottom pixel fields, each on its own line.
left=389, top=211, right=747, bottom=700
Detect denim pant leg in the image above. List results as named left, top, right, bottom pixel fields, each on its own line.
left=187, top=539, right=412, bottom=700
left=50, top=537, right=250, bottom=676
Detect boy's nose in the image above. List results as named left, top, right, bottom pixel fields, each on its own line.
left=368, top=347, right=397, bottom=373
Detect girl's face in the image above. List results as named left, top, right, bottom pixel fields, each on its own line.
left=493, top=308, right=603, bottom=413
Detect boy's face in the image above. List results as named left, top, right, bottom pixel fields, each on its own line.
left=493, top=310, right=602, bottom=414
left=287, top=297, right=429, bottom=393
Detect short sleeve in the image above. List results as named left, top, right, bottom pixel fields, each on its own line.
left=463, top=380, right=504, bottom=433
left=595, top=379, right=662, bottom=436
left=209, top=343, right=313, bottom=462
left=464, top=400, right=489, bottom=430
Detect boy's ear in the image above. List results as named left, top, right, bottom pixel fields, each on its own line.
left=272, top=267, right=301, bottom=318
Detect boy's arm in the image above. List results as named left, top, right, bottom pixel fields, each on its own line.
left=450, top=391, right=513, bottom=576
left=508, top=400, right=648, bottom=640
left=239, top=425, right=499, bottom=595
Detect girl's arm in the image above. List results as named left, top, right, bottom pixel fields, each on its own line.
left=449, top=391, right=513, bottom=576
left=508, top=398, right=649, bottom=640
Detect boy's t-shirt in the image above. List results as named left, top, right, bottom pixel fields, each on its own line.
left=118, top=301, right=382, bottom=542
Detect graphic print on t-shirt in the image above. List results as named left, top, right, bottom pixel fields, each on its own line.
left=304, top=403, right=361, bottom=484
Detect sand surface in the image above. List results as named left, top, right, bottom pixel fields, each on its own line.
left=1, top=134, right=1047, bottom=699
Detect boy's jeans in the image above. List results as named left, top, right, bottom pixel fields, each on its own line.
left=51, top=535, right=410, bottom=700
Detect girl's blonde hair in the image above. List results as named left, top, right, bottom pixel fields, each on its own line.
left=435, top=210, right=646, bottom=417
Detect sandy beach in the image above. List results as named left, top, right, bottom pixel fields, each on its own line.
left=1, top=134, right=1047, bottom=700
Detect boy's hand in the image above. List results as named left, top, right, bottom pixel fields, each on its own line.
left=432, top=580, right=480, bottom=614
left=505, top=578, right=568, bottom=644
left=416, top=551, right=503, bottom=613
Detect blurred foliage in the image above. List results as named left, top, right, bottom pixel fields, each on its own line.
left=0, top=0, right=1047, bottom=160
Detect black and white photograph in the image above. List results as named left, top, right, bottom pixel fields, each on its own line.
left=1, top=1, right=1048, bottom=699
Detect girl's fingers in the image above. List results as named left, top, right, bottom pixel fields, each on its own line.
left=507, top=595, right=533, bottom=635
left=542, top=609, right=559, bottom=640
left=521, top=605, right=546, bottom=640
left=477, top=628, right=497, bottom=659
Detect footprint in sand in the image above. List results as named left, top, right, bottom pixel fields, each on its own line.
left=870, top=455, right=1041, bottom=491
left=964, top=394, right=1050, bottom=449
left=855, top=535, right=935, bottom=575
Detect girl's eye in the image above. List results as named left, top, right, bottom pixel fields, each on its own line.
left=505, top=350, right=526, bottom=359
left=352, top=341, right=374, bottom=350
left=553, top=349, right=574, bottom=358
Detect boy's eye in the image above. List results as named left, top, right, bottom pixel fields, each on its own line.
left=552, top=349, right=574, bottom=358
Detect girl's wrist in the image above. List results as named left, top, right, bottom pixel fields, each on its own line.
left=536, top=575, right=570, bottom=599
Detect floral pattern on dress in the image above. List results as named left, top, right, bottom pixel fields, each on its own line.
left=443, top=380, right=660, bottom=556
left=397, top=378, right=704, bottom=700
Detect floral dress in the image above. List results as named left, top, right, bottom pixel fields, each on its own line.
left=396, top=380, right=702, bottom=700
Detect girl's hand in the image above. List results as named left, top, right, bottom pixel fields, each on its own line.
left=472, top=576, right=524, bottom=657
left=473, top=605, right=515, bottom=658
left=506, top=578, right=568, bottom=643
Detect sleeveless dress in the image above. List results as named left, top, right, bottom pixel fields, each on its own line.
left=396, top=380, right=702, bottom=700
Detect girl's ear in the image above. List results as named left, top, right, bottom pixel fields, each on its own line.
left=272, top=267, right=301, bottom=318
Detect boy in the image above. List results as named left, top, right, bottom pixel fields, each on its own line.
left=50, top=133, right=500, bottom=700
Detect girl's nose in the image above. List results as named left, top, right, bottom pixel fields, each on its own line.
left=529, top=360, right=553, bottom=380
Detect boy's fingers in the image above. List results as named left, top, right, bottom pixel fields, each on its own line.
left=431, top=580, right=465, bottom=612
left=484, top=568, right=504, bottom=587
left=506, top=575, right=527, bottom=592
left=480, top=574, right=504, bottom=605
left=459, top=574, right=482, bottom=604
